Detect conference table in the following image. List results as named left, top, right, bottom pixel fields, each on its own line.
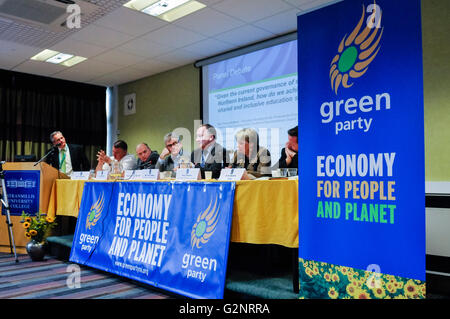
left=46, top=178, right=299, bottom=293
left=47, top=178, right=299, bottom=248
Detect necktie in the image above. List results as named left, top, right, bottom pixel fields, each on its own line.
left=201, top=152, right=206, bottom=168
left=60, top=149, right=66, bottom=173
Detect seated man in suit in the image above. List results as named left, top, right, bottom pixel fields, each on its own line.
left=95, top=140, right=137, bottom=173
left=46, top=131, right=90, bottom=175
left=156, top=132, right=185, bottom=172
left=277, top=126, right=298, bottom=169
left=230, top=128, right=271, bottom=178
left=191, top=124, right=230, bottom=179
left=136, top=143, right=159, bottom=169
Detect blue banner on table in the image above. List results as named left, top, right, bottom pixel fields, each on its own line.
left=70, top=181, right=235, bottom=299
left=298, top=0, right=425, bottom=298
left=2, top=170, right=40, bottom=216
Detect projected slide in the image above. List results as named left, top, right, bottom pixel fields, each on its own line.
left=203, top=40, right=298, bottom=162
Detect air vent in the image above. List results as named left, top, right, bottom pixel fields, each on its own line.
left=0, top=0, right=100, bottom=32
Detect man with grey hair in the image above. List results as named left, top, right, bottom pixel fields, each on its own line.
left=156, top=132, right=185, bottom=172
left=230, top=128, right=271, bottom=177
left=45, top=131, right=90, bottom=175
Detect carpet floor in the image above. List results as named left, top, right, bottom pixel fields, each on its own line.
left=0, top=253, right=172, bottom=299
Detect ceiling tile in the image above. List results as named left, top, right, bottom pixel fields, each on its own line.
left=173, top=7, right=245, bottom=37
left=183, top=38, right=235, bottom=58
left=140, top=24, right=207, bottom=49
left=153, top=49, right=200, bottom=66
left=93, top=7, right=168, bottom=36
left=12, top=60, right=67, bottom=77
left=62, top=58, right=124, bottom=75
left=200, top=0, right=225, bottom=6
left=213, top=0, right=294, bottom=23
left=214, top=25, right=274, bottom=47
left=283, top=0, right=312, bottom=8
left=51, top=69, right=98, bottom=84
left=296, top=0, right=337, bottom=11
left=70, top=24, right=134, bottom=48
left=0, top=54, right=26, bottom=70
left=253, top=8, right=300, bottom=35
left=2, top=0, right=315, bottom=85
left=49, top=37, right=108, bottom=58
left=117, top=38, right=174, bottom=58
left=0, top=40, right=42, bottom=59
left=134, top=58, right=179, bottom=74
left=89, top=67, right=151, bottom=86
left=92, top=49, right=147, bottom=67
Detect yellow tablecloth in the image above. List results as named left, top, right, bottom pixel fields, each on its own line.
left=47, top=179, right=298, bottom=248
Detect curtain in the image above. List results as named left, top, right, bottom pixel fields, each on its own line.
left=0, top=70, right=106, bottom=168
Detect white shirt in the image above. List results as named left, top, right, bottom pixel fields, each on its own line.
left=102, top=154, right=137, bottom=171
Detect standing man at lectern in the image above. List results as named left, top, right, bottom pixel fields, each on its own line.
left=46, top=131, right=91, bottom=175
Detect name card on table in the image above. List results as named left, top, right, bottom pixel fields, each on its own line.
left=136, top=169, right=159, bottom=180
left=123, top=170, right=136, bottom=180
left=176, top=168, right=200, bottom=181
left=218, top=168, right=245, bottom=181
left=95, top=170, right=109, bottom=180
left=71, top=171, right=90, bottom=180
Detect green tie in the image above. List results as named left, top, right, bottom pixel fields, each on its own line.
left=60, top=148, right=66, bottom=173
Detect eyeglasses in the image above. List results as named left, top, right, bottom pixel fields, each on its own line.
left=166, top=141, right=178, bottom=148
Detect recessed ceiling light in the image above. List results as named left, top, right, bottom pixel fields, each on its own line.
left=30, top=49, right=87, bottom=67
left=158, top=1, right=206, bottom=22
left=123, top=0, right=158, bottom=12
left=46, top=53, right=74, bottom=64
left=142, top=0, right=190, bottom=16
left=31, top=49, right=59, bottom=61
left=124, top=0, right=206, bottom=22
left=60, top=56, right=87, bottom=67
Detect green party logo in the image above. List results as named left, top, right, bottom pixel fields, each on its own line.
left=330, top=2, right=383, bottom=94
left=86, top=193, right=104, bottom=230
left=191, top=197, right=220, bottom=249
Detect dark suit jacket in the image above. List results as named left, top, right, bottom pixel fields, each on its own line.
left=277, top=147, right=298, bottom=169
left=137, top=151, right=160, bottom=169
left=46, top=144, right=91, bottom=172
left=190, top=142, right=229, bottom=179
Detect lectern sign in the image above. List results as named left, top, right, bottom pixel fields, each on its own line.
left=298, top=0, right=425, bottom=298
left=3, top=171, right=40, bottom=216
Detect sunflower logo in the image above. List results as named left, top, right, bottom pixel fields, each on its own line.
left=191, top=196, right=220, bottom=250
left=330, top=2, right=383, bottom=94
left=86, top=193, right=104, bottom=230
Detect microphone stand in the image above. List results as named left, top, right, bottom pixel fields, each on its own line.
left=0, top=161, right=18, bottom=263
left=34, top=146, right=57, bottom=167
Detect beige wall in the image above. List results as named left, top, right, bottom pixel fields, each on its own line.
left=118, top=0, right=450, bottom=181
left=422, top=0, right=450, bottom=181
left=118, top=64, right=200, bottom=155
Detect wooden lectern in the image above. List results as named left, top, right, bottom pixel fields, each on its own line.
left=0, top=162, right=68, bottom=254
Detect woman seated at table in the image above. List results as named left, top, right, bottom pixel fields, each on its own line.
left=229, top=128, right=271, bottom=179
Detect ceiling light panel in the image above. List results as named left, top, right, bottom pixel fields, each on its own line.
left=124, top=0, right=206, bottom=22
left=142, top=0, right=190, bottom=16
left=30, top=49, right=87, bottom=67
left=30, top=49, right=59, bottom=61
left=46, top=52, right=74, bottom=64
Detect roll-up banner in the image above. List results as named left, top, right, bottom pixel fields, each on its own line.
left=298, top=0, right=425, bottom=299
left=70, top=181, right=235, bottom=299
